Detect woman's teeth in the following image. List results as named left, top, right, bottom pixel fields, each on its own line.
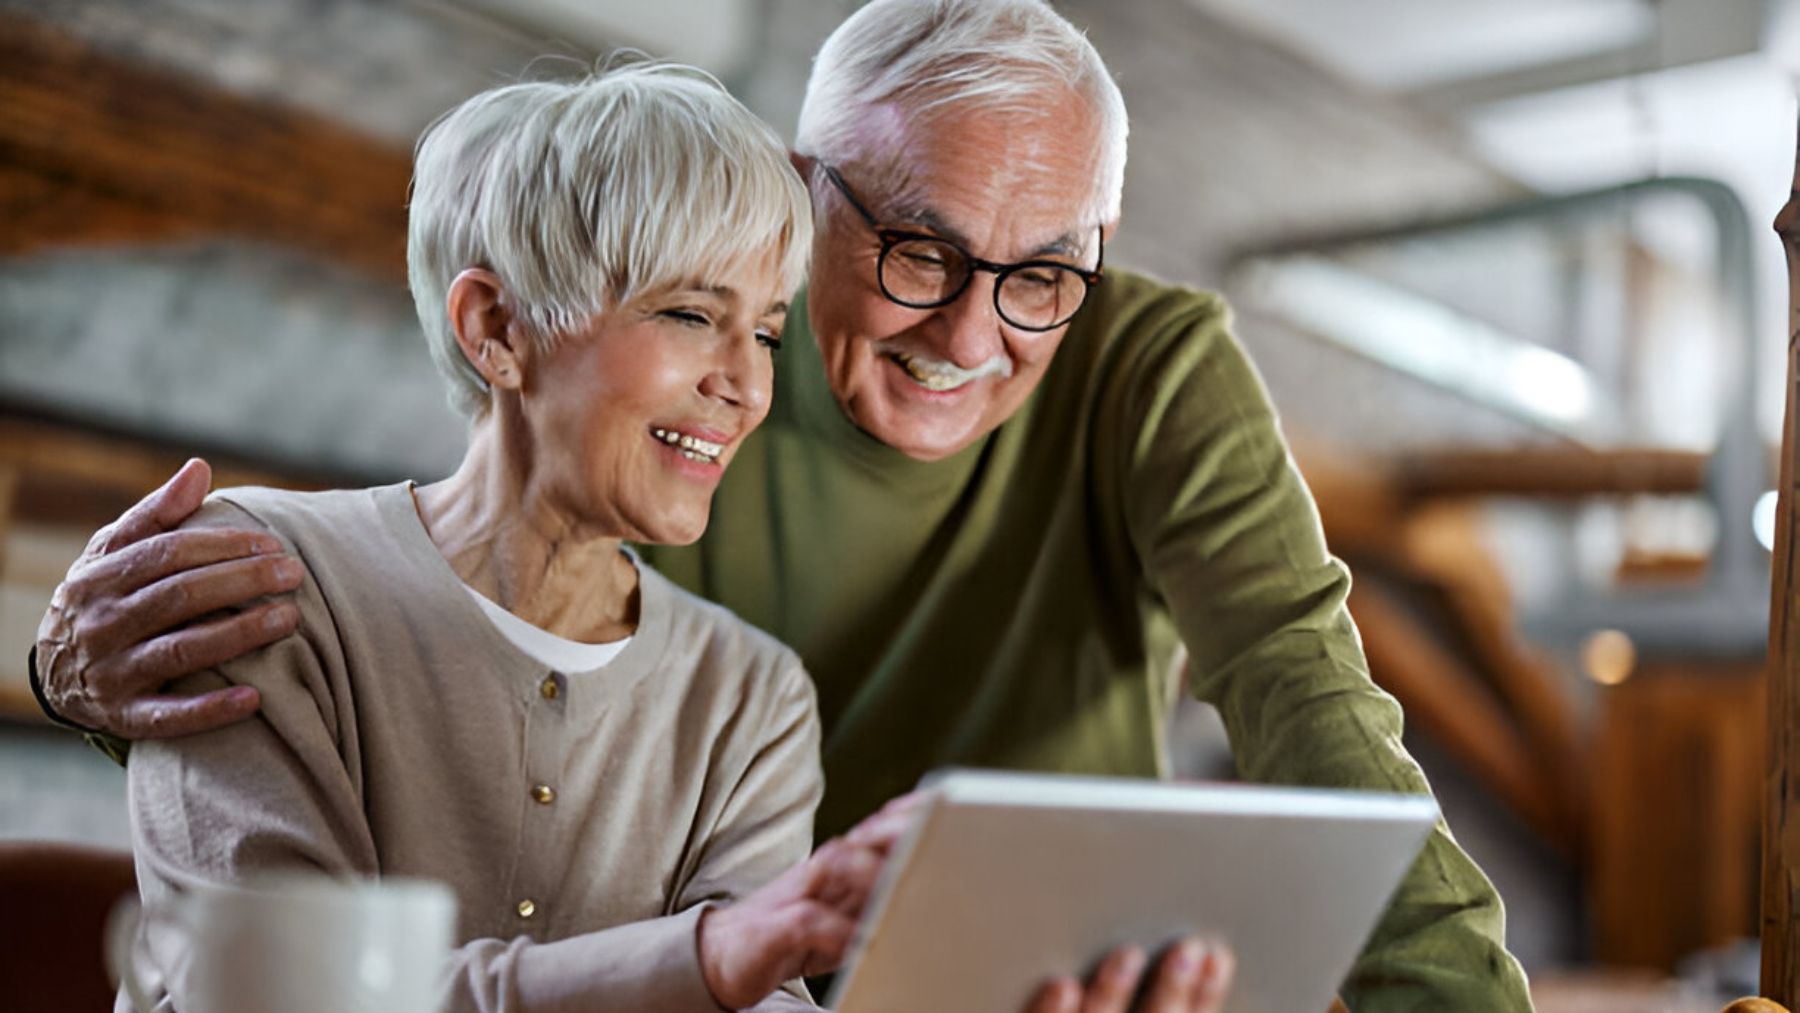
left=651, top=428, right=723, bottom=464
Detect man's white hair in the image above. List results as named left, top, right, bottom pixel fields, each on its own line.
left=409, top=62, right=812, bottom=418
left=796, top=0, right=1128, bottom=225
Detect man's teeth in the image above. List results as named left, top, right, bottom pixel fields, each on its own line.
left=893, top=352, right=971, bottom=392
left=651, top=428, right=723, bottom=463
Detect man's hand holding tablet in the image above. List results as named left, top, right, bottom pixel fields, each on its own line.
left=1027, top=937, right=1236, bottom=1013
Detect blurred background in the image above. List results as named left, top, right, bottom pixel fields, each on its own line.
left=1, top=1, right=1795, bottom=1009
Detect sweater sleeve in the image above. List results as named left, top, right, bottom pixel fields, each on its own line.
left=125, top=501, right=753, bottom=1013
left=672, top=656, right=827, bottom=1009
left=1111, top=297, right=1534, bottom=1012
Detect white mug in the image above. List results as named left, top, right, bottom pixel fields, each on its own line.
left=106, top=875, right=456, bottom=1013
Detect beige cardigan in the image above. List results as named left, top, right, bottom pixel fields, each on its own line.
left=125, top=483, right=822, bottom=1012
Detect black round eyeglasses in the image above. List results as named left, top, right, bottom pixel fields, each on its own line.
left=822, top=165, right=1103, bottom=332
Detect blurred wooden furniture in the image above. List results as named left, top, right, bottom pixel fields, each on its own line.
left=0, top=840, right=137, bottom=1013
left=1528, top=970, right=1768, bottom=1012
left=1304, top=439, right=1767, bottom=970
left=1591, top=661, right=1763, bottom=966
left=1302, top=451, right=1595, bottom=858
left=1306, top=442, right=1723, bottom=856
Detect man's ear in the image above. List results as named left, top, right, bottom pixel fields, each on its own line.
left=1101, top=218, right=1120, bottom=244
left=446, top=268, right=527, bottom=393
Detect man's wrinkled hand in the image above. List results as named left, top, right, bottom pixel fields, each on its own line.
left=35, top=459, right=303, bottom=738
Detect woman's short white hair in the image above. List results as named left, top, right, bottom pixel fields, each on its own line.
left=409, top=62, right=812, bottom=418
left=795, top=0, right=1128, bottom=225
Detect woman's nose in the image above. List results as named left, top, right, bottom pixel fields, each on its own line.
left=697, top=336, right=770, bottom=415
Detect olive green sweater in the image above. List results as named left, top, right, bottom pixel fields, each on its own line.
left=641, top=269, right=1534, bottom=1012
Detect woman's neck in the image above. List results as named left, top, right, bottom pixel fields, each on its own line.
left=413, top=419, right=639, bottom=643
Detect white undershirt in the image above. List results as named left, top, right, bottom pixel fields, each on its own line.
left=462, top=584, right=632, bottom=673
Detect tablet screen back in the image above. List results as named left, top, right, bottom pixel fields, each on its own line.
left=827, top=771, right=1438, bottom=1013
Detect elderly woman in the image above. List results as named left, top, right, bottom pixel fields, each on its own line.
left=124, top=64, right=891, bottom=1012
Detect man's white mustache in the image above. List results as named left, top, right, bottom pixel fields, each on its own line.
left=872, top=341, right=1014, bottom=390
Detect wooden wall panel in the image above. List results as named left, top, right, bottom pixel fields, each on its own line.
left=0, top=14, right=410, bottom=278
left=1592, top=662, right=1764, bottom=969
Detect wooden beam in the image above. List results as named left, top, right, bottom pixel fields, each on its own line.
left=1761, top=115, right=1800, bottom=1005
left=0, top=14, right=410, bottom=279
left=0, top=163, right=199, bottom=255
left=1392, top=447, right=1709, bottom=500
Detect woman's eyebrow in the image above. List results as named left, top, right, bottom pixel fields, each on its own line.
left=675, top=286, right=788, bottom=320
left=663, top=283, right=737, bottom=306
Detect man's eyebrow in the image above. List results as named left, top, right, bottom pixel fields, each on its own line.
left=764, top=300, right=790, bottom=317
left=1029, top=231, right=1086, bottom=259
left=890, top=204, right=971, bottom=249
left=887, top=204, right=1088, bottom=262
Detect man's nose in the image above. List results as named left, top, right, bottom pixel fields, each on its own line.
left=930, top=273, right=1007, bottom=369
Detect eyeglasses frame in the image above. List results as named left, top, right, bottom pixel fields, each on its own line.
left=820, top=164, right=1103, bottom=333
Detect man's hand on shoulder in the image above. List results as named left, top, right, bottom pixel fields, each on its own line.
left=34, top=458, right=303, bottom=738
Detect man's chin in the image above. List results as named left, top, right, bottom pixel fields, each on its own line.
left=856, top=403, right=988, bottom=462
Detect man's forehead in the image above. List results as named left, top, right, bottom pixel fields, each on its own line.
left=867, top=164, right=1092, bottom=259
left=851, top=100, right=1102, bottom=255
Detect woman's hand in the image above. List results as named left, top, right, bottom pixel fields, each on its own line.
left=1027, top=938, right=1235, bottom=1013
left=696, top=793, right=925, bottom=1009
left=35, top=459, right=302, bottom=737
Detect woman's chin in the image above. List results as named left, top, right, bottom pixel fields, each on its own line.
left=626, top=507, right=711, bottom=547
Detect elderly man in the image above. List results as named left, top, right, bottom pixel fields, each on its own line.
left=34, top=1, right=1531, bottom=1009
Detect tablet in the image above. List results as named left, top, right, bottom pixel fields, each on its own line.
left=826, top=770, right=1439, bottom=1013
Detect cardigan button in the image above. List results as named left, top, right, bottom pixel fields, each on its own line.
left=530, top=784, right=556, bottom=805
left=517, top=898, right=537, bottom=919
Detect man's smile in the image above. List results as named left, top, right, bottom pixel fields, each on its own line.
left=882, top=348, right=1014, bottom=393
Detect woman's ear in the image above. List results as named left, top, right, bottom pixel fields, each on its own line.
left=446, top=268, right=528, bottom=392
